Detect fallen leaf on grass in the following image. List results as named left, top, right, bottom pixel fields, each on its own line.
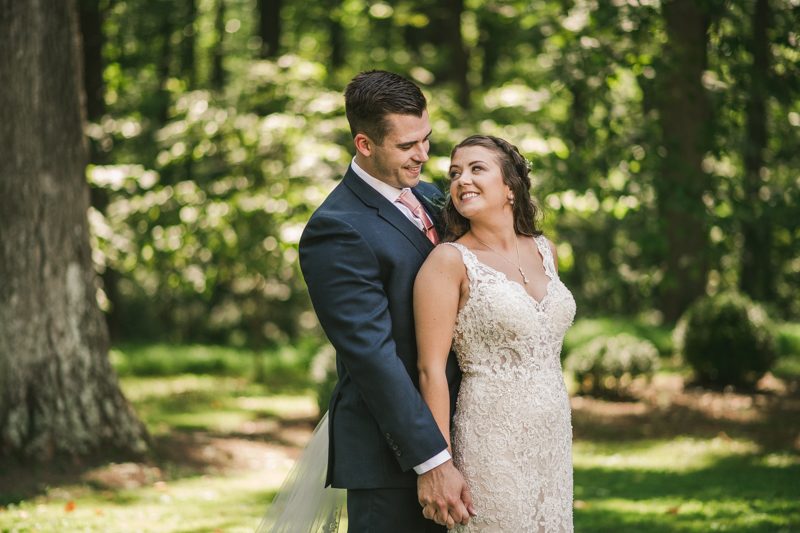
left=154, top=481, right=168, bottom=491
left=573, top=500, right=589, bottom=509
left=94, top=509, right=102, bottom=515
left=667, top=507, right=680, bottom=514
left=65, top=501, right=76, bottom=512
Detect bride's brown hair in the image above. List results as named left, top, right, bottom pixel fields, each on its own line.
left=442, top=135, right=543, bottom=242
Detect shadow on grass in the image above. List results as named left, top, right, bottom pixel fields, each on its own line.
left=572, top=393, right=800, bottom=452
left=574, top=454, right=800, bottom=532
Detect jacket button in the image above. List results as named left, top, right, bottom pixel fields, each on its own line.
left=392, top=444, right=398, bottom=450
left=385, top=433, right=391, bottom=439
left=388, top=438, right=394, bottom=445
left=396, top=450, right=402, bottom=457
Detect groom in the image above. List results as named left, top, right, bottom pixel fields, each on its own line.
left=299, top=70, right=472, bottom=531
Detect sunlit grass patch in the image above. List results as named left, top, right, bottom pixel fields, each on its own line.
left=111, top=343, right=316, bottom=393
left=120, top=376, right=317, bottom=434
left=573, top=436, right=761, bottom=472
left=573, top=437, right=800, bottom=532
left=574, top=496, right=800, bottom=532
left=0, top=471, right=280, bottom=533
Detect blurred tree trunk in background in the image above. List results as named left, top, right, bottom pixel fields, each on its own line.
left=0, top=0, right=148, bottom=460
left=182, top=0, right=197, bottom=88
left=327, top=0, right=344, bottom=69
left=212, top=0, right=226, bottom=89
left=79, top=0, right=105, bottom=124
left=740, top=0, right=773, bottom=302
left=78, top=0, right=124, bottom=343
left=156, top=8, right=173, bottom=124
left=259, top=0, right=281, bottom=59
left=438, top=0, right=470, bottom=109
left=656, top=0, right=711, bottom=322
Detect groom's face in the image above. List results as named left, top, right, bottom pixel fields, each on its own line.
left=367, top=111, right=432, bottom=189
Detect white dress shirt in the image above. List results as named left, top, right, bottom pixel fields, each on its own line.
left=350, top=158, right=452, bottom=475
left=350, top=158, right=427, bottom=231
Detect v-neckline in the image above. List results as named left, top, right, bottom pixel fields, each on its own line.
left=461, top=237, right=555, bottom=307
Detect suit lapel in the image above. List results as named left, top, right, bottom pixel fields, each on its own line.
left=343, top=169, right=435, bottom=257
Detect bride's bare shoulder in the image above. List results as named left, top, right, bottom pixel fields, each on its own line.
left=418, top=243, right=466, bottom=278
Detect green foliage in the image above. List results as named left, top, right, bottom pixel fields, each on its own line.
left=777, top=323, right=800, bottom=357
left=565, top=333, right=660, bottom=398
left=84, top=0, right=800, bottom=346
left=110, top=343, right=316, bottom=395
left=563, top=317, right=673, bottom=359
left=773, top=323, right=800, bottom=380
left=674, top=291, right=778, bottom=388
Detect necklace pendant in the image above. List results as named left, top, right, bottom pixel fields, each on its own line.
left=524, top=276, right=529, bottom=283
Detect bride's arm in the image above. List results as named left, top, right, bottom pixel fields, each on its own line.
left=414, top=245, right=466, bottom=451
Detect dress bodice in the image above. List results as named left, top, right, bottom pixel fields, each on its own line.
left=446, top=235, right=576, bottom=379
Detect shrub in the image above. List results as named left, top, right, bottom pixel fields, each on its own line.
left=565, top=333, right=660, bottom=398
left=310, top=344, right=338, bottom=416
left=674, top=291, right=777, bottom=388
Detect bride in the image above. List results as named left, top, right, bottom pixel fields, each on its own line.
left=414, top=135, right=576, bottom=532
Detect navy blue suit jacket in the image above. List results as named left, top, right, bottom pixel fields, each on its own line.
left=299, top=167, right=462, bottom=489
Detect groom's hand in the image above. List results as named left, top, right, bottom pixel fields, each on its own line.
left=417, top=460, right=475, bottom=530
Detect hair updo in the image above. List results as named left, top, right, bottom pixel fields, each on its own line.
left=442, top=135, right=543, bottom=242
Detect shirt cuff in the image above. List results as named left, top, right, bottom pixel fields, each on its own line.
left=413, top=449, right=451, bottom=475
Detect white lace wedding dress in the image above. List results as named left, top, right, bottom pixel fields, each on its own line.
left=444, top=236, right=576, bottom=533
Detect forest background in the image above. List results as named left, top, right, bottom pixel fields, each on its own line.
left=1, top=0, right=800, bottom=531
left=81, top=0, right=800, bottom=349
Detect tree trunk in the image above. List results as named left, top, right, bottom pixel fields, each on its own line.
left=78, top=0, right=126, bottom=342
left=259, top=0, right=281, bottom=59
left=440, top=0, right=470, bottom=109
left=156, top=12, right=173, bottom=124
left=78, top=0, right=105, bottom=123
left=212, top=0, right=226, bottom=89
left=656, top=0, right=711, bottom=322
left=740, top=0, right=773, bottom=301
left=328, top=1, right=344, bottom=69
left=182, top=0, right=197, bottom=88
left=0, top=0, right=148, bottom=461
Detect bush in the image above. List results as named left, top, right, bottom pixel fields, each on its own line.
left=674, top=291, right=777, bottom=388
left=565, top=333, right=660, bottom=398
left=310, top=344, right=337, bottom=416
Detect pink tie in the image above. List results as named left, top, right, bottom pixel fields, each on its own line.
left=396, top=189, right=439, bottom=245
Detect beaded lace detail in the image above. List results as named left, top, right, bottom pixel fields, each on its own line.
left=444, top=236, right=576, bottom=533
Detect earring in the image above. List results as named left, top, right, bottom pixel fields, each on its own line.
left=509, top=197, right=515, bottom=205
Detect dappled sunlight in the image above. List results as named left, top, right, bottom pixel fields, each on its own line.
left=574, top=436, right=760, bottom=472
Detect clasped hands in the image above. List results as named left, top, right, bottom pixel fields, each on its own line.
left=417, top=460, right=476, bottom=530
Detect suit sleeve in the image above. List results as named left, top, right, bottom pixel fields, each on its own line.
left=299, top=214, right=448, bottom=472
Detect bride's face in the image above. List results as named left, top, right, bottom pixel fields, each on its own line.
left=449, top=146, right=513, bottom=221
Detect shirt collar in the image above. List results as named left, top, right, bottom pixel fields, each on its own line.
left=351, top=156, right=405, bottom=203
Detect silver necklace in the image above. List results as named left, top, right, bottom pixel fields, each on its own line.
left=470, top=230, right=529, bottom=283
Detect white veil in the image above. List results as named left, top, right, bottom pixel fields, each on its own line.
left=256, top=412, right=346, bottom=533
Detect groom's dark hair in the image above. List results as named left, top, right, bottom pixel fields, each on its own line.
left=344, top=70, right=427, bottom=146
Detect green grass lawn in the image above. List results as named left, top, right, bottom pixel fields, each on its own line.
left=573, top=439, right=800, bottom=532
left=1, top=336, right=799, bottom=532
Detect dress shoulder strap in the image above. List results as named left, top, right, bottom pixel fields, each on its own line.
left=533, top=235, right=558, bottom=279
left=440, top=242, right=483, bottom=281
